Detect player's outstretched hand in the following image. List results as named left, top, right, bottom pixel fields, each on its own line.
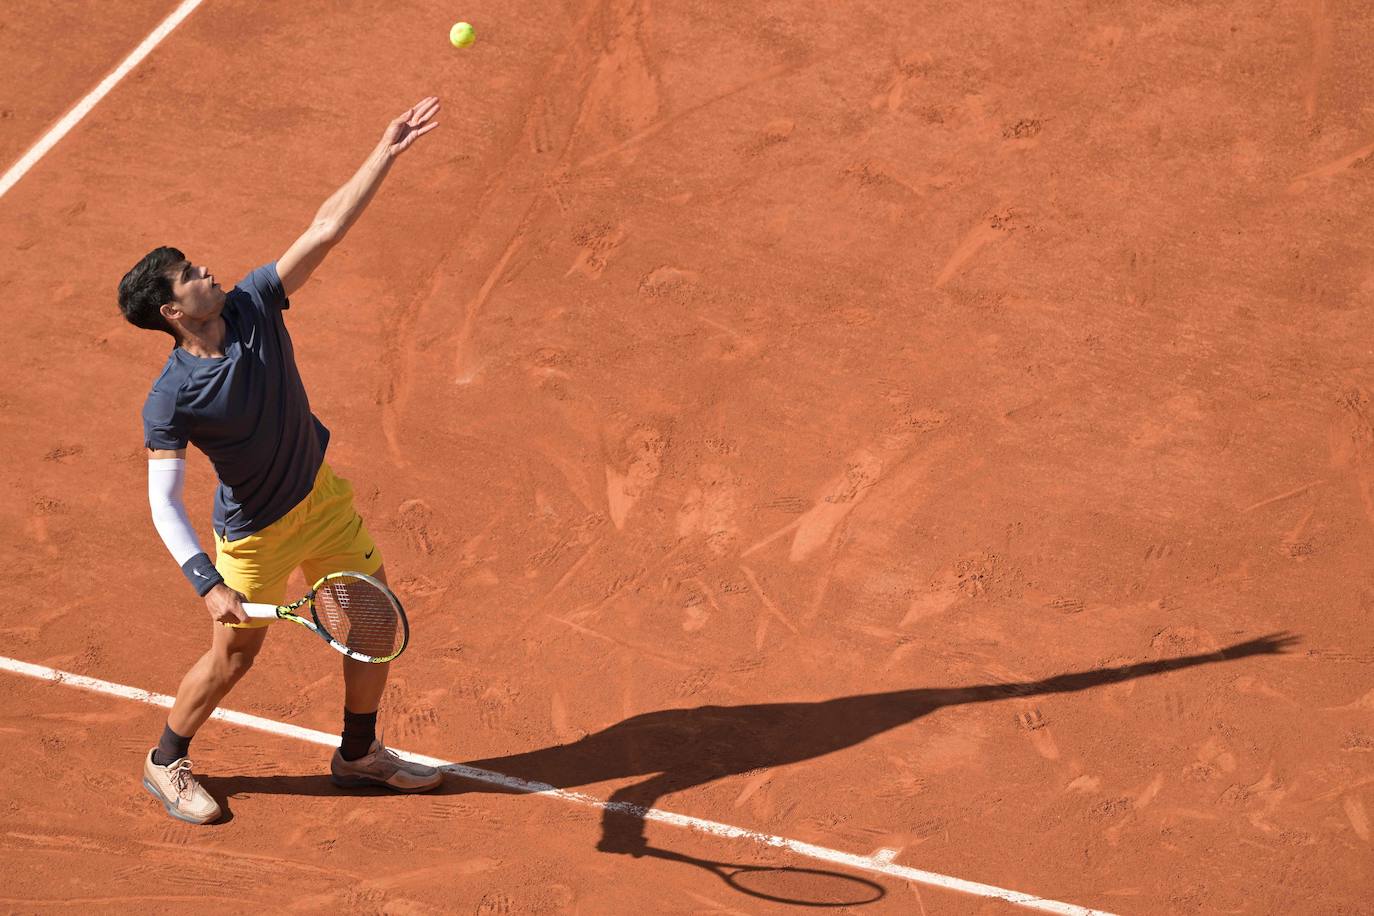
left=205, top=583, right=249, bottom=626
left=383, top=97, right=441, bottom=157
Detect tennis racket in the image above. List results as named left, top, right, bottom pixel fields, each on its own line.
left=242, top=571, right=409, bottom=663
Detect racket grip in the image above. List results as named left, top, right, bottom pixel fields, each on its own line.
left=241, top=603, right=280, bottom=620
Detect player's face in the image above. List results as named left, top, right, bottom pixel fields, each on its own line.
left=166, top=260, right=225, bottom=320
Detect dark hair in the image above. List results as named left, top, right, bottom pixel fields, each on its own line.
left=117, top=246, right=183, bottom=338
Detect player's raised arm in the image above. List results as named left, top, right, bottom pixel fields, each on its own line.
left=277, top=96, right=441, bottom=297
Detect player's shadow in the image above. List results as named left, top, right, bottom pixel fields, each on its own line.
left=456, top=633, right=1297, bottom=856
left=200, top=633, right=1296, bottom=863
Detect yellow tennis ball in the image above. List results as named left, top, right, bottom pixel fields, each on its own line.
left=450, top=22, right=475, bottom=48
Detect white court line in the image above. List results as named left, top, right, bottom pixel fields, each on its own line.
left=0, top=0, right=206, bottom=201
left=1, top=655, right=1115, bottom=915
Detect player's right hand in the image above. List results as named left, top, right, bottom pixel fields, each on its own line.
left=205, top=583, right=249, bottom=625
left=381, top=96, right=440, bottom=157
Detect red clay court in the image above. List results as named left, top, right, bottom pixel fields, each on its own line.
left=2, top=1, right=1372, bottom=913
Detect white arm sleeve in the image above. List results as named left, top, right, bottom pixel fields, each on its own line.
left=148, top=459, right=205, bottom=565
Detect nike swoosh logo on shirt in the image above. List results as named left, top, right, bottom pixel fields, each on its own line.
left=364, top=547, right=375, bottom=560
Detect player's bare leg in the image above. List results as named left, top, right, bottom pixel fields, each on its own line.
left=331, top=564, right=441, bottom=792
left=143, top=622, right=266, bottom=824
left=167, top=622, right=270, bottom=738
left=341, top=564, right=391, bottom=715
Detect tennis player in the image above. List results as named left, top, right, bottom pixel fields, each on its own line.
left=117, top=98, right=444, bottom=824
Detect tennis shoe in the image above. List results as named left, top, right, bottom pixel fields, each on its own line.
left=141, top=749, right=221, bottom=825
left=330, top=740, right=442, bottom=792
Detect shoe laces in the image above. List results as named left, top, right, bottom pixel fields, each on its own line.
left=169, top=758, right=195, bottom=797
left=372, top=734, right=412, bottom=770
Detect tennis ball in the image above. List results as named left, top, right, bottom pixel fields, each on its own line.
left=450, top=22, right=475, bottom=48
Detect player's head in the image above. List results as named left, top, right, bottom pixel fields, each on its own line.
left=117, top=246, right=226, bottom=340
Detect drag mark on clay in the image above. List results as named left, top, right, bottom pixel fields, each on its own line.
left=934, top=208, right=1020, bottom=288
left=680, top=576, right=721, bottom=632
left=546, top=614, right=692, bottom=671
left=742, top=516, right=804, bottom=557
left=739, top=563, right=799, bottom=637
left=550, top=690, right=578, bottom=743
left=540, top=537, right=602, bottom=604
left=901, top=568, right=961, bottom=627
left=29, top=495, right=65, bottom=540
left=732, top=768, right=775, bottom=808
left=806, top=517, right=850, bottom=620
left=1343, top=795, right=1371, bottom=842
left=1134, top=774, right=1165, bottom=810
left=869, top=53, right=928, bottom=114
left=1288, top=136, right=1374, bottom=193
left=1242, top=480, right=1323, bottom=513
left=696, top=313, right=746, bottom=343
left=749, top=423, right=947, bottom=565
left=566, top=222, right=626, bottom=279
left=789, top=450, right=883, bottom=561
left=1016, top=707, right=1061, bottom=761
left=605, top=427, right=666, bottom=529
left=453, top=230, right=525, bottom=383
left=397, top=499, right=437, bottom=555
left=1279, top=505, right=1316, bottom=558
left=1229, top=765, right=1291, bottom=836
left=676, top=464, right=742, bottom=556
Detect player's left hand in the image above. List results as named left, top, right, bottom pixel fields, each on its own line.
left=382, top=97, right=440, bottom=157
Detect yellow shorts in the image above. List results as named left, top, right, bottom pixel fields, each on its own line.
left=215, top=462, right=383, bottom=628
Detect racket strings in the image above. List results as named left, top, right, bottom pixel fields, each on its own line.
left=314, top=577, right=404, bottom=659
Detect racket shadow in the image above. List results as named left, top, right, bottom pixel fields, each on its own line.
left=640, top=844, right=885, bottom=908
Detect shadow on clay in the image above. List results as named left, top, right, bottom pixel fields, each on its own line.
left=459, top=632, right=1298, bottom=858
left=202, top=632, right=1298, bottom=902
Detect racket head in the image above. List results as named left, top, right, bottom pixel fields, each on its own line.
left=307, top=571, right=409, bottom=663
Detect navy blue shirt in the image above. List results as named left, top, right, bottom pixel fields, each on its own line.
left=142, top=263, right=330, bottom=541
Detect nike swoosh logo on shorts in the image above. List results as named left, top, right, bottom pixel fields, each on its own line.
left=364, top=548, right=375, bottom=559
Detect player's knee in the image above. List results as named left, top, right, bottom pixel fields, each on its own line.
left=211, top=652, right=251, bottom=683
left=225, top=648, right=258, bottom=680
left=214, top=642, right=262, bottom=682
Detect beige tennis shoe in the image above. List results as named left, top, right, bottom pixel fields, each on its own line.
left=141, top=749, right=222, bottom=824
left=330, top=740, right=442, bottom=792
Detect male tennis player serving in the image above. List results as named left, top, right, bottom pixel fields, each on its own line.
left=116, top=98, right=444, bottom=824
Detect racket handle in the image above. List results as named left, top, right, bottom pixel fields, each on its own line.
left=241, top=602, right=280, bottom=620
